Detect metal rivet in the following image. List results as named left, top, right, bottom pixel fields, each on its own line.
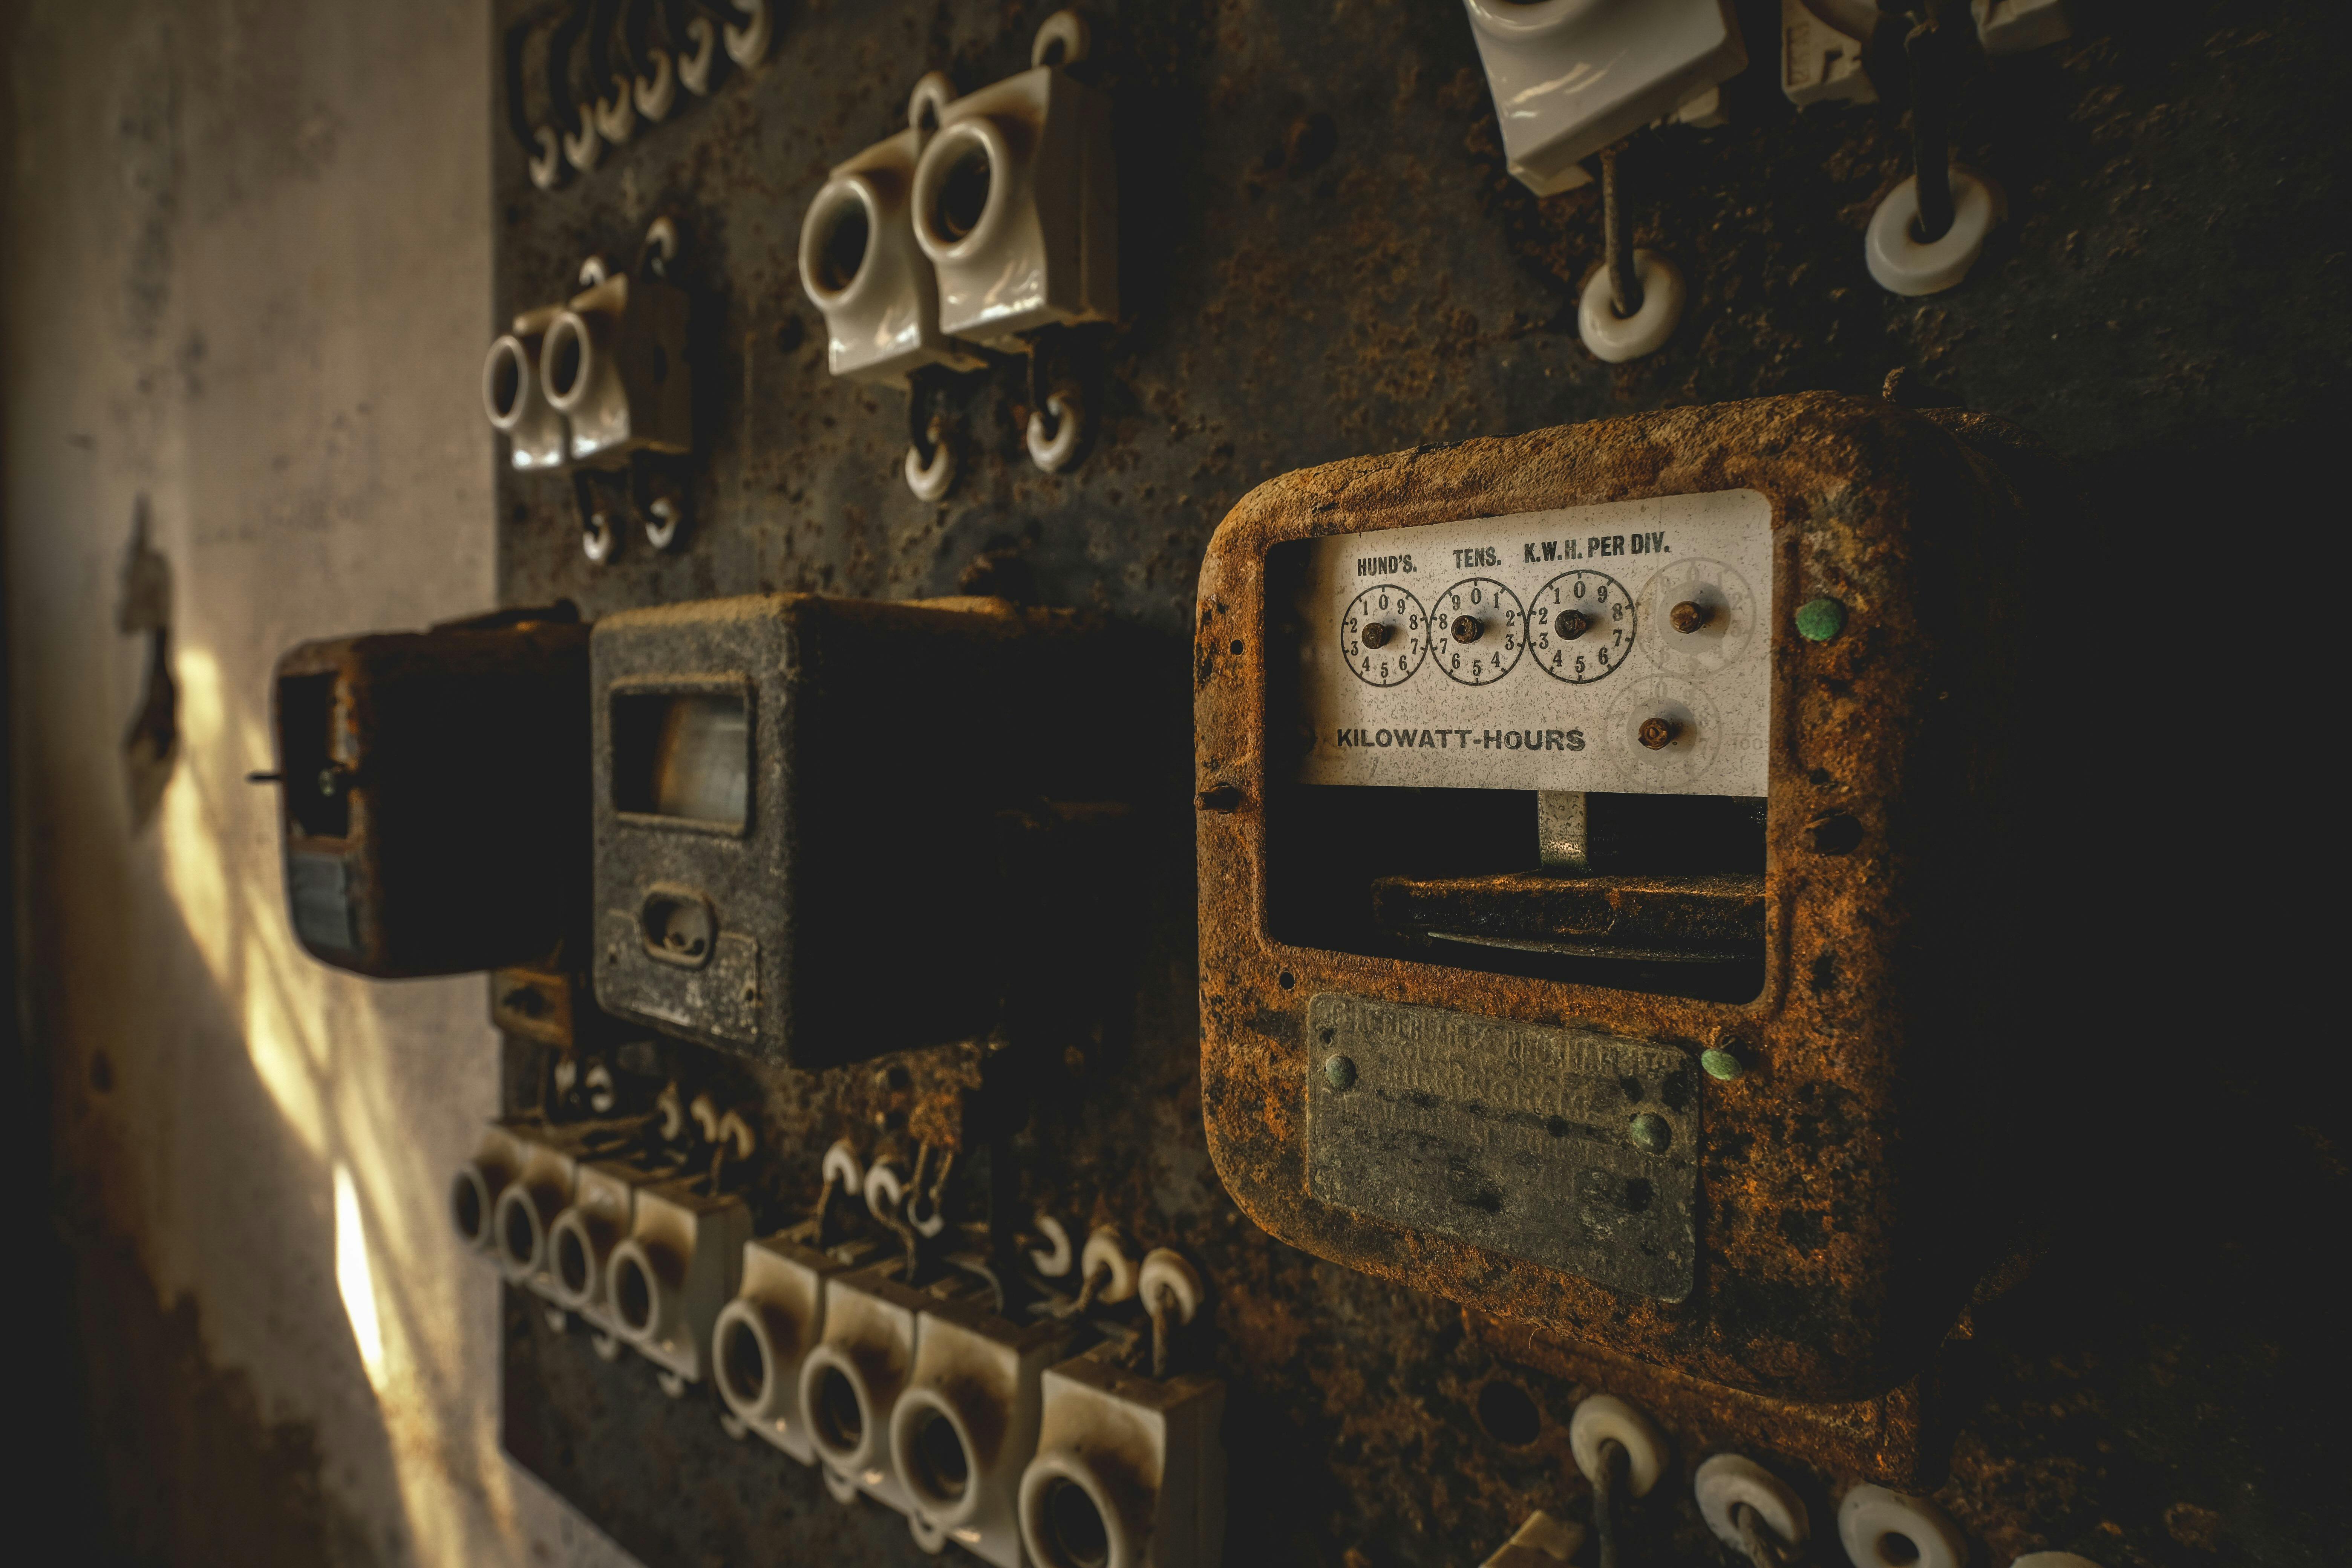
left=1451, top=614, right=1483, bottom=644
left=1638, top=717, right=1677, bottom=750
left=1670, top=600, right=1709, bottom=633
left=1323, top=1055, right=1357, bottom=1091
left=1558, top=609, right=1592, bottom=639
left=1700, top=1048, right=1744, bottom=1081
left=1360, top=621, right=1391, bottom=649
left=1628, top=1112, right=1670, bottom=1152
left=1796, top=597, right=1847, bottom=642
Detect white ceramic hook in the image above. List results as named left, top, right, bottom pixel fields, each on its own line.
left=1025, top=390, right=1083, bottom=472
left=1578, top=249, right=1686, bottom=363
left=594, top=76, right=638, bottom=144
left=655, top=1082, right=685, bottom=1138
left=723, top=0, right=771, bottom=68
left=864, top=1160, right=908, bottom=1221
left=528, top=126, right=566, bottom=190
left=689, top=1092, right=722, bottom=1142
left=643, top=215, right=681, bottom=275
left=1569, top=1394, right=1669, bottom=1497
left=678, top=16, right=718, bottom=95
left=1695, top=1454, right=1808, bottom=1557
left=1078, top=1225, right=1138, bottom=1305
left=905, top=420, right=956, bottom=500
left=634, top=48, right=677, bottom=121
left=715, top=1109, right=756, bottom=1162
left=643, top=495, right=683, bottom=550
left=1865, top=168, right=2004, bottom=296
left=563, top=114, right=603, bottom=173
left=1138, top=1250, right=1201, bottom=1326
left=1032, top=9, right=1092, bottom=69
left=906, top=71, right=955, bottom=136
left=579, top=254, right=611, bottom=287
left=1027, top=1213, right=1073, bottom=1277
left=1838, top=1486, right=1967, bottom=1568
left=583, top=508, right=619, bottom=565
left=585, top=1063, right=617, bottom=1115
left=821, top=1140, right=865, bottom=1203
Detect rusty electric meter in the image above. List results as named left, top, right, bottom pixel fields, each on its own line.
left=591, top=594, right=1147, bottom=1069
left=1194, top=394, right=2036, bottom=1399
left=268, top=607, right=590, bottom=978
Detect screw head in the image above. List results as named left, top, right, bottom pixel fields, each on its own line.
left=1450, top=614, right=1483, bottom=644
left=1637, top=716, right=1677, bottom=750
left=316, top=766, right=343, bottom=798
left=1700, top=1048, right=1744, bottom=1081
left=1323, top=1054, right=1357, bottom=1092
left=1628, top=1113, right=1671, bottom=1153
left=1557, top=609, right=1592, bottom=639
left=1670, top=600, right=1710, bottom=634
left=1796, top=597, right=1847, bottom=642
left=1360, top=621, right=1392, bottom=649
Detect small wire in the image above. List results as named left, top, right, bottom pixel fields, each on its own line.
left=1906, top=18, right=1955, bottom=243
left=1734, top=1502, right=1790, bottom=1568
left=1601, top=149, right=1643, bottom=320
left=1593, top=1437, right=1628, bottom=1568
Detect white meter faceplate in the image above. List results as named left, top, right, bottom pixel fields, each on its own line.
left=1295, top=489, right=1770, bottom=796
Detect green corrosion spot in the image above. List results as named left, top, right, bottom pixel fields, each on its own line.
left=1796, top=597, right=1847, bottom=642
left=1700, top=1047, right=1745, bottom=1081
left=1323, top=1054, right=1357, bottom=1092
left=1628, top=1112, right=1671, bottom=1153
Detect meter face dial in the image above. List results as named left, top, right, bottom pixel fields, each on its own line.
left=1637, top=557, right=1755, bottom=677
left=1531, top=571, right=1634, bottom=684
left=1429, top=578, right=1525, bottom=685
left=1341, top=584, right=1430, bottom=687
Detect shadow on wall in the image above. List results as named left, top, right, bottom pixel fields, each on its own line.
left=117, top=496, right=178, bottom=831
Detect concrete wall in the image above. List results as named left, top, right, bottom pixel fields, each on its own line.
left=4, top=2, right=634, bottom=1560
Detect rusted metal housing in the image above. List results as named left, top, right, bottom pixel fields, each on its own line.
left=268, top=610, right=590, bottom=978
left=590, top=593, right=1166, bottom=1070
left=1196, top=392, right=2041, bottom=1403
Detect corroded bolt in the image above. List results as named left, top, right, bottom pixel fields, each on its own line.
left=1638, top=717, right=1678, bottom=750
left=1628, top=1113, right=1671, bottom=1153
left=1700, top=1047, right=1744, bottom=1081
left=1557, top=609, right=1592, bottom=639
left=1670, top=600, right=1710, bottom=633
left=1451, top=614, right=1483, bottom=644
left=1359, top=621, right=1392, bottom=649
left=1323, top=1054, right=1357, bottom=1092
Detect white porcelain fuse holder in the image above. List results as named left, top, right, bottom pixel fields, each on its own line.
left=450, top=1123, right=527, bottom=1256
left=801, top=74, right=988, bottom=389
left=1781, top=0, right=1877, bottom=107
left=1018, top=1349, right=1227, bottom=1568
left=1694, top=1453, right=1809, bottom=1560
left=713, top=1235, right=851, bottom=1461
left=1865, top=168, right=2005, bottom=296
left=547, top=1158, right=661, bottom=1351
left=890, top=1298, right=1079, bottom=1566
left=491, top=1124, right=593, bottom=1303
left=1462, top=0, right=1748, bottom=197
left=605, top=1175, right=753, bottom=1396
left=1973, top=0, right=2071, bottom=56
left=802, top=1263, right=936, bottom=1514
left=483, top=305, right=572, bottom=472
left=912, top=11, right=1118, bottom=347
left=541, top=263, right=693, bottom=467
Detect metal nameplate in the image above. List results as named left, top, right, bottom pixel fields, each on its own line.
left=1294, top=488, right=1772, bottom=796
left=1305, top=994, right=1697, bottom=1301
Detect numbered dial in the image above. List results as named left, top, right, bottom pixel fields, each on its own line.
left=1638, top=557, right=1756, bottom=677
left=1341, top=583, right=1430, bottom=688
left=1530, top=570, right=1635, bottom=684
left=1428, top=578, right=1525, bottom=686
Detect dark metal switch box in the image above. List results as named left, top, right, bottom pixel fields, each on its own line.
left=268, top=609, right=590, bottom=978
left=590, top=593, right=1145, bottom=1069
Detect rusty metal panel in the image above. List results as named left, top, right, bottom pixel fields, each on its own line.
left=1304, top=994, right=1700, bottom=1300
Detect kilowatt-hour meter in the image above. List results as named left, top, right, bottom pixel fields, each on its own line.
left=1194, top=394, right=2038, bottom=1399
left=591, top=593, right=1152, bottom=1070
left=267, top=607, right=590, bottom=977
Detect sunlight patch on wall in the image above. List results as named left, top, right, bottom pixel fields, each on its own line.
left=334, top=1160, right=389, bottom=1393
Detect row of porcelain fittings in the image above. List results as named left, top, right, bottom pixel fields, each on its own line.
left=482, top=8, right=1115, bottom=556
left=1481, top=1392, right=2104, bottom=1568
left=451, top=1098, right=1224, bottom=1568
left=507, top=0, right=775, bottom=191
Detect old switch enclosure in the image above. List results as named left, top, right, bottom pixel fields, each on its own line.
left=1194, top=394, right=2035, bottom=1400
left=269, top=609, right=589, bottom=978
left=591, top=593, right=1148, bottom=1067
